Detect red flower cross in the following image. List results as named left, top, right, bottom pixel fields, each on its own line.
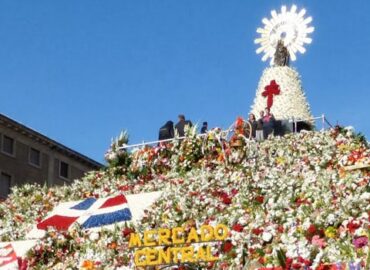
left=262, top=80, right=280, bottom=109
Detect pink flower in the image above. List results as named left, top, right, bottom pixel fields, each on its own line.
left=353, top=236, right=368, bottom=249
left=312, top=235, right=326, bottom=248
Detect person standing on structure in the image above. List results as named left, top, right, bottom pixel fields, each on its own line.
left=256, top=111, right=264, bottom=141
left=248, top=113, right=257, bottom=138
left=175, top=114, right=193, bottom=137
left=200, top=122, right=208, bottom=134
left=263, top=108, right=275, bottom=138
left=158, top=121, right=174, bottom=141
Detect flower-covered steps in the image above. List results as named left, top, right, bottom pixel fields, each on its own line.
left=0, top=127, right=369, bottom=269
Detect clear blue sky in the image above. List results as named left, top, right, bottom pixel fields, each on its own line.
left=0, top=1, right=369, bottom=163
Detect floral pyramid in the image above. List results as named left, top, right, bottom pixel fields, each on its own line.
left=250, top=66, right=313, bottom=122
left=0, top=126, right=370, bottom=269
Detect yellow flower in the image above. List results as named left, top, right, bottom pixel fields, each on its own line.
left=324, top=226, right=337, bottom=239
left=276, top=157, right=286, bottom=165
left=244, top=207, right=252, bottom=213
left=161, top=213, right=169, bottom=223
left=338, top=144, right=349, bottom=152
left=296, top=226, right=303, bottom=234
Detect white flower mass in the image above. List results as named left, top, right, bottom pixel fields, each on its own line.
left=251, top=66, right=313, bottom=121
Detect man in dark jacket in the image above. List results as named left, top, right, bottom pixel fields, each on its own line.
left=263, top=107, right=275, bottom=139
left=175, top=114, right=192, bottom=137
left=248, top=114, right=257, bottom=138
left=158, top=121, right=174, bottom=141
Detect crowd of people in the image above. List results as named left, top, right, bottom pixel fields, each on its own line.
left=158, top=114, right=194, bottom=141
left=158, top=108, right=281, bottom=143
left=248, top=107, right=276, bottom=141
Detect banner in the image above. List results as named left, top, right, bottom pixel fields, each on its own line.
left=27, top=191, right=162, bottom=239
left=0, top=240, right=36, bottom=270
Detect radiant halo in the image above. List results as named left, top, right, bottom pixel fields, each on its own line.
left=254, top=5, right=314, bottom=65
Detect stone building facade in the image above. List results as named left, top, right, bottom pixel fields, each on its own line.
left=0, top=114, right=103, bottom=199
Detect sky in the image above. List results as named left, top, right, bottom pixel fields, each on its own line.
left=0, top=0, right=369, bottom=163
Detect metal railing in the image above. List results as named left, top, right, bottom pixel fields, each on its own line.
left=118, top=114, right=332, bottom=150
left=292, top=114, right=333, bottom=132
left=118, top=127, right=234, bottom=151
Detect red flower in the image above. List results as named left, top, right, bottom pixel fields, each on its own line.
left=231, top=189, right=238, bottom=195
left=258, top=257, right=266, bottom=264
left=235, top=117, right=245, bottom=133
left=296, top=197, right=310, bottom=206
left=18, top=258, right=28, bottom=270
left=252, top=228, right=263, bottom=235
left=118, top=185, right=131, bottom=191
left=259, top=268, right=283, bottom=270
left=220, top=193, right=232, bottom=205
left=317, top=264, right=332, bottom=270
left=307, top=224, right=316, bottom=235
left=122, top=227, right=134, bottom=238
left=232, top=223, right=244, bottom=232
left=285, top=257, right=293, bottom=269
left=207, top=261, right=216, bottom=269
left=347, top=220, right=361, bottom=233
left=214, top=190, right=230, bottom=202
left=348, top=150, right=364, bottom=163
left=222, top=241, right=233, bottom=253
left=255, top=195, right=264, bottom=204
left=298, top=256, right=311, bottom=266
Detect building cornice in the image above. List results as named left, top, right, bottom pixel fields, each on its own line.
left=0, top=114, right=104, bottom=169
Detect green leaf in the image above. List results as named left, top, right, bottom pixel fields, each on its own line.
left=276, top=248, right=286, bottom=268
